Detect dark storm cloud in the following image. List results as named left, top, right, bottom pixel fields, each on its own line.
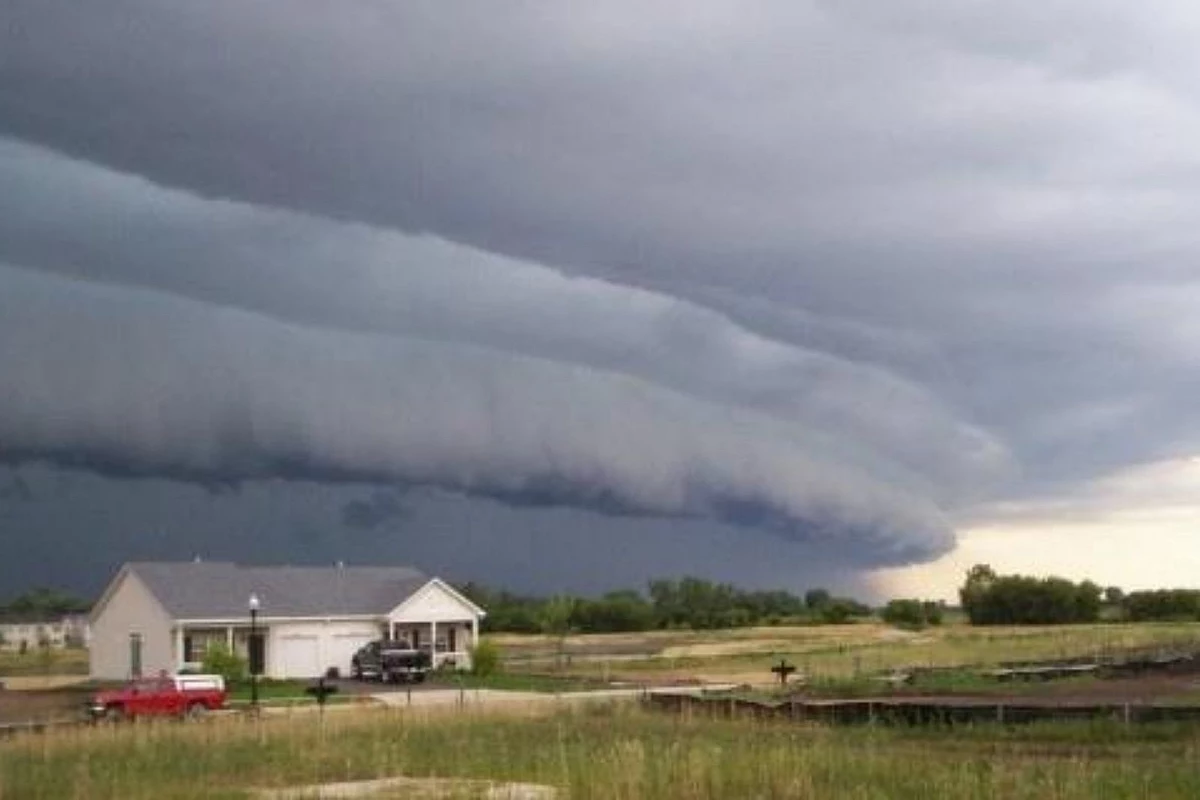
left=0, top=474, right=33, bottom=503
left=0, top=263, right=956, bottom=564
left=340, top=490, right=410, bottom=531
left=0, top=139, right=1008, bottom=504
left=2, top=2, right=1200, bottom=591
left=0, top=465, right=874, bottom=599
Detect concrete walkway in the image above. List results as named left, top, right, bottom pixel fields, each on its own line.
left=369, top=684, right=737, bottom=710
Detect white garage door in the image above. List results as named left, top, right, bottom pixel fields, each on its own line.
left=275, top=635, right=320, bottom=678
left=329, top=633, right=375, bottom=676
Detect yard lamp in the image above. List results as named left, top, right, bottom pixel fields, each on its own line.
left=248, top=592, right=260, bottom=711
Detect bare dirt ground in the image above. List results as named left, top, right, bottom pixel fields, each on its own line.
left=0, top=685, right=92, bottom=724
left=956, top=673, right=1200, bottom=705
left=780, top=671, right=1200, bottom=707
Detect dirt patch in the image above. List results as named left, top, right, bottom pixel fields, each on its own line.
left=786, top=673, right=1200, bottom=706
left=0, top=685, right=91, bottom=724
left=1010, top=673, right=1200, bottom=703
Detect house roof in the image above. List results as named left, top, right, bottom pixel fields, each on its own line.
left=124, top=562, right=430, bottom=620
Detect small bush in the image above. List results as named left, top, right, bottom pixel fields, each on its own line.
left=471, top=638, right=502, bottom=677
left=201, top=644, right=246, bottom=685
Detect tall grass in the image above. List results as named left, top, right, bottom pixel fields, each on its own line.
left=2, top=704, right=1198, bottom=799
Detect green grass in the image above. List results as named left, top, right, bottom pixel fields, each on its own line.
left=223, top=678, right=363, bottom=709
left=225, top=679, right=312, bottom=702
left=2, top=704, right=1199, bottom=799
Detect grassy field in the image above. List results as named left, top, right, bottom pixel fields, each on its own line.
left=2, top=703, right=1199, bottom=799
left=1, top=624, right=1198, bottom=797
left=495, top=622, right=1200, bottom=684
left=0, top=647, right=88, bottom=679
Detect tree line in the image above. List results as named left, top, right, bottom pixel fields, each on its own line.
left=0, top=587, right=91, bottom=621
left=959, top=564, right=1200, bottom=625
left=1123, top=589, right=1200, bottom=622
left=459, top=577, right=872, bottom=635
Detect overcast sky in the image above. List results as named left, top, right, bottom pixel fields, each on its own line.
left=1, top=2, right=1198, bottom=600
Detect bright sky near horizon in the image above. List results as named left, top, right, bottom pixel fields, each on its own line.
left=875, top=458, right=1200, bottom=601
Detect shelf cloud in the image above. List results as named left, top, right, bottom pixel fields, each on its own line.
left=2, top=2, right=1199, bottom=593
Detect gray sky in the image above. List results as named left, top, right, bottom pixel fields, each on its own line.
left=1, top=2, right=1198, bottom=599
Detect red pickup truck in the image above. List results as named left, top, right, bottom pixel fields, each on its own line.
left=88, top=673, right=228, bottom=720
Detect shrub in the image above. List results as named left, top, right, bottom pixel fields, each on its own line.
left=882, top=599, right=926, bottom=629
left=201, top=643, right=246, bottom=684
left=471, top=638, right=502, bottom=678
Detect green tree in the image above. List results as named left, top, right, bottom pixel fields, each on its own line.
left=804, top=588, right=831, bottom=611
left=0, top=588, right=90, bottom=618
left=881, top=599, right=926, bottom=629
left=960, top=566, right=1102, bottom=625
left=571, top=590, right=654, bottom=633
left=921, top=601, right=945, bottom=626
left=1124, top=589, right=1200, bottom=621
left=538, top=595, right=576, bottom=670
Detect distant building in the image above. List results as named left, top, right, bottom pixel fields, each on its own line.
left=0, top=613, right=91, bottom=651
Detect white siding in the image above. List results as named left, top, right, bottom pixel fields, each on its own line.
left=388, top=581, right=479, bottom=624
left=89, top=571, right=174, bottom=680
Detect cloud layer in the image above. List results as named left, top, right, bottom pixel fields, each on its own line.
left=3, top=2, right=1200, bottom=590
left=0, top=249, right=956, bottom=564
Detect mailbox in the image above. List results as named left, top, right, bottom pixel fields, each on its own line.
left=305, top=677, right=339, bottom=707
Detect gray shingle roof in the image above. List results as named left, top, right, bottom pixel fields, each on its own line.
left=127, top=562, right=429, bottom=620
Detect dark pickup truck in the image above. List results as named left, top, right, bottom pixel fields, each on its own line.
left=350, top=640, right=432, bottom=683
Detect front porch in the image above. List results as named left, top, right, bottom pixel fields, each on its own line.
left=174, top=625, right=259, bottom=673
left=387, top=619, right=478, bottom=670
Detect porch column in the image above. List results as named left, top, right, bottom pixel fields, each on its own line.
left=431, top=620, right=438, bottom=665
left=226, top=626, right=234, bottom=653
left=174, top=626, right=185, bottom=671
left=470, top=617, right=479, bottom=651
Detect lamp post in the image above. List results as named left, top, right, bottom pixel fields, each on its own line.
left=248, top=592, right=260, bottom=711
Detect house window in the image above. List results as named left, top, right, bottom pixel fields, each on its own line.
left=129, top=633, right=143, bottom=678
left=183, top=629, right=229, bottom=663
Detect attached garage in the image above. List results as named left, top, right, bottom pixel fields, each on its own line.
left=274, top=634, right=321, bottom=678
left=327, top=630, right=378, bottom=676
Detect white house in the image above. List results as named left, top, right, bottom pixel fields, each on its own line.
left=0, top=614, right=90, bottom=651
left=89, top=561, right=486, bottom=680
